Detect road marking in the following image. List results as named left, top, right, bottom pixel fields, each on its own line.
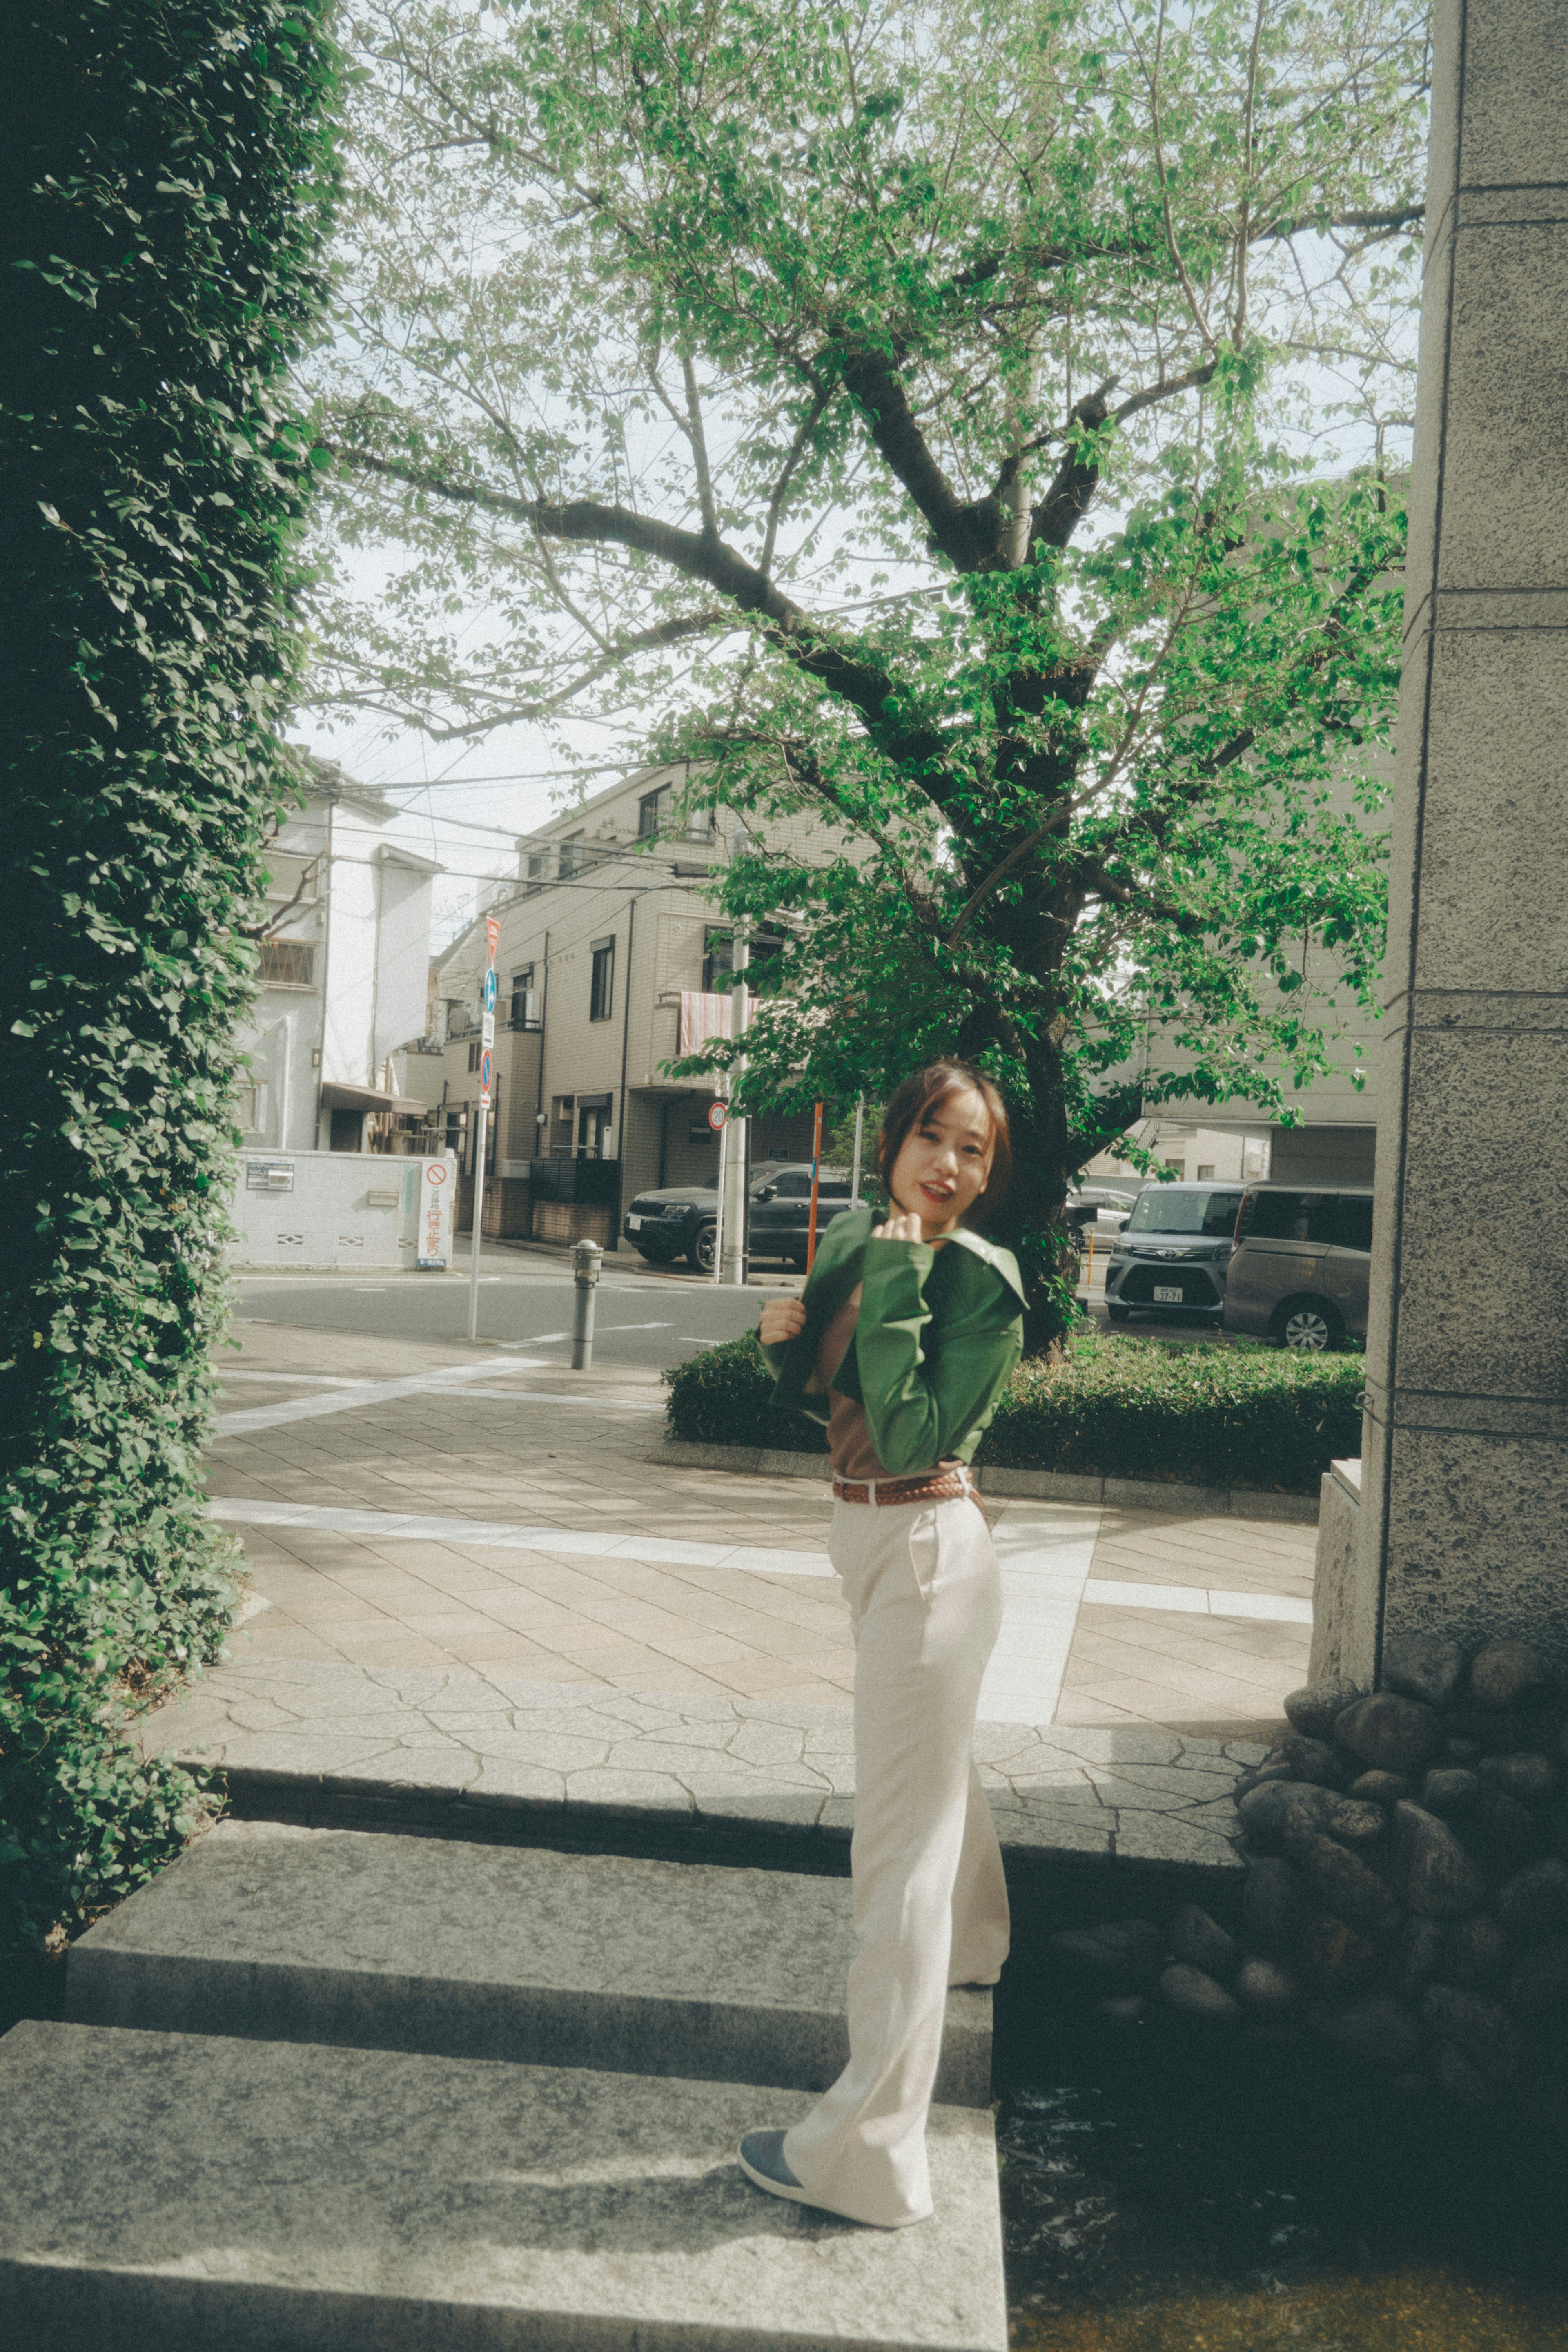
left=209, top=1498, right=834, bottom=1578
left=214, top=1359, right=549, bottom=1435
left=529, top=1331, right=570, bottom=1343
left=1083, top=1578, right=1314, bottom=1624
left=598, top=1321, right=673, bottom=1331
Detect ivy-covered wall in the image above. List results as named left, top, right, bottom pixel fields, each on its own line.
left=0, top=0, right=340, bottom=1957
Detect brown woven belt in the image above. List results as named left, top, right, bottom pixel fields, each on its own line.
left=831, top=1467, right=981, bottom=1510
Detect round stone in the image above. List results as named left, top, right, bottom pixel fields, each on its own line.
left=1049, top=1919, right=1162, bottom=1979
left=1431, top=2038, right=1497, bottom=2106
left=1506, top=1937, right=1568, bottom=2015
left=1295, top=1906, right=1385, bottom=1992
left=1334, top=1693, right=1443, bottom=1775
left=1284, top=1675, right=1368, bottom=1743
left=1390, top=1801, right=1488, bottom=1917
left=1390, top=1915, right=1447, bottom=1999
left=1312, top=1992, right=1423, bottom=2068
left=1233, top=1762, right=1298, bottom=1799
left=1241, top=1856, right=1307, bottom=1953
left=1280, top=1733, right=1347, bottom=1789
left=1444, top=1737, right=1484, bottom=1766
left=1382, top=1633, right=1468, bottom=1713
left=1422, top=1983, right=1525, bottom=2083
left=1442, top=1914, right=1513, bottom=1987
left=1479, top=1750, right=1560, bottom=1806
left=1160, top=1963, right=1239, bottom=2022
left=1325, top=1798, right=1388, bottom=1853
left=1167, top=1904, right=1237, bottom=1977
left=1293, top=1832, right=1400, bottom=1934
left=1349, top=1771, right=1414, bottom=1807
left=1421, top=1767, right=1481, bottom=1817
left=1096, top=1993, right=1149, bottom=2024
left=1472, top=1787, right=1539, bottom=1857
left=1237, top=1779, right=1339, bottom=1857
left=1494, top=1858, right=1568, bottom=1934
left=1235, top=1956, right=1301, bottom=2016
left=1468, top=1641, right=1557, bottom=1714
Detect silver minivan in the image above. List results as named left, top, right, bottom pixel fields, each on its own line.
left=1222, top=1183, right=1374, bottom=1349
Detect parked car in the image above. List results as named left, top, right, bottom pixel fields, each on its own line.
left=1223, top=1183, right=1373, bottom=1349
left=623, top=1164, right=861, bottom=1271
left=1102, top=1180, right=1247, bottom=1324
left=1066, top=1182, right=1139, bottom=1233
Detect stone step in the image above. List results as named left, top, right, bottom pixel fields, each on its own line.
left=66, top=1820, right=992, bottom=2107
left=0, top=2021, right=1008, bottom=2352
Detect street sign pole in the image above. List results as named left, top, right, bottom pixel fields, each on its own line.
left=805, top=1099, right=824, bottom=1274
left=708, top=1095, right=729, bottom=1284
left=720, top=923, right=751, bottom=1287
left=468, top=915, right=501, bottom=1344
left=850, top=1095, right=865, bottom=1204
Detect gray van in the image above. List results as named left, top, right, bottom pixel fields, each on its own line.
left=1222, top=1183, right=1374, bottom=1349
left=1102, top=1181, right=1247, bottom=1324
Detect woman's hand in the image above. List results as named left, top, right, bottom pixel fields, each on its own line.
left=759, top=1295, right=808, bottom=1349
left=871, top=1211, right=924, bottom=1244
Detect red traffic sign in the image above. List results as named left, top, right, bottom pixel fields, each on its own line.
left=707, top=1099, right=728, bottom=1131
left=479, top=1046, right=493, bottom=1106
left=485, top=916, right=500, bottom=961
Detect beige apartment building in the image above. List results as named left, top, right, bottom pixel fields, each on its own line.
left=427, top=764, right=826, bottom=1248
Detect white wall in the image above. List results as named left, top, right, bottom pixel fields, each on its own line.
left=228, top=1148, right=458, bottom=1270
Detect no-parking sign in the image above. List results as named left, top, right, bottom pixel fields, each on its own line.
left=479, top=1045, right=493, bottom=1107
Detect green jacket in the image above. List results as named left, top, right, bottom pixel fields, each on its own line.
left=759, top=1204, right=1025, bottom=1476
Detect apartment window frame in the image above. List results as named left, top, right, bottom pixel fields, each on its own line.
left=558, top=831, right=585, bottom=881
left=258, top=938, right=316, bottom=988
left=509, top=965, right=537, bottom=1028
left=638, top=788, right=667, bottom=838
left=589, top=934, right=616, bottom=1022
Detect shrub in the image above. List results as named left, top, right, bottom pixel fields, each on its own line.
left=0, top=0, right=341, bottom=1957
left=664, top=1329, right=1363, bottom=1493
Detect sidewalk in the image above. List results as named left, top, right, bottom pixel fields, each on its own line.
left=132, top=1316, right=1317, bottom=1880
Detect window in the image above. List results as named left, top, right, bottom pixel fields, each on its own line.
left=258, top=939, right=314, bottom=986
left=638, top=788, right=667, bottom=838
left=589, top=936, right=615, bottom=1020
left=1327, top=1194, right=1374, bottom=1252
left=1242, top=1190, right=1327, bottom=1242
left=685, top=806, right=713, bottom=841
left=1197, top=1163, right=1216, bottom=1181
left=467, top=1041, right=481, bottom=1073
left=1127, top=1188, right=1245, bottom=1238
left=510, top=966, right=536, bottom=1027
left=772, top=1172, right=812, bottom=1197
left=558, top=831, right=584, bottom=880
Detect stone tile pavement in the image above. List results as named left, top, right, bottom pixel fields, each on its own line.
left=131, top=1315, right=1317, bottom=1873
left=205, top=1320, right=1314, bottom=1738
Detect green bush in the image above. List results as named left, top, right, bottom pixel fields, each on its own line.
left=0, top=0, right=341, bottom=1957
left=664, top=1329, right=1363, bottom=1493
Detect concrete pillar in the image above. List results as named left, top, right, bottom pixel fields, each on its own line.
left=1353, top=0, right=1568, bottom=1680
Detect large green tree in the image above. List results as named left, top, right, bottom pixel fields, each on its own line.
left=1, top=0, right=340, bottom=1955
left=313, top=0, right=1424, bottom=1338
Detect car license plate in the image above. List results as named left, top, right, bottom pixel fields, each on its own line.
left=1154, top=1284, right=1184, bottom=1303
left=626, top=1214, right=642, bottom=1231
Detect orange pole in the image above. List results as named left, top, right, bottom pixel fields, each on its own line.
left=805, top=1100, right=824, bottom=1273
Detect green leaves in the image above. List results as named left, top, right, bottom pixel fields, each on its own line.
left=1, top=0, right=339, bottom=1959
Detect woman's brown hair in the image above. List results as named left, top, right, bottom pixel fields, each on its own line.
left=874, top=1059, right=1012, bottom=1228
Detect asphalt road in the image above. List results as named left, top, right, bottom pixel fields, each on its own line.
left=235, top=1255, right=784, bottom=1371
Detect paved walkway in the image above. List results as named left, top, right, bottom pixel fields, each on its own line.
left=121, top=1315, right=1325, bottom=1879
left=207, top=1322, right=1314, bottom=1739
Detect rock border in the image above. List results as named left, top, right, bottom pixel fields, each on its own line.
left=1047, top=1633, right=1568, bottom=2128
left=651, top=1439, right=1320, bottom=1523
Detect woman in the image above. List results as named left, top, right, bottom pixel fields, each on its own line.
left=740, top=1058, right=1025, bottom=2230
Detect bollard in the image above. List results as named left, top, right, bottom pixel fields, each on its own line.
left=571, top=1237, right=602, bottom=1369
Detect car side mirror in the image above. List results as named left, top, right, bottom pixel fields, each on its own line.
left=755, top=1184, right=776, bottom=1202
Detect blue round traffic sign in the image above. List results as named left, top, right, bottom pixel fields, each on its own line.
left=483, top=970, right=497, bottom=1012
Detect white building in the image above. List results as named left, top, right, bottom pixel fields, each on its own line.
left=237, top=759, right=442, bottom=1154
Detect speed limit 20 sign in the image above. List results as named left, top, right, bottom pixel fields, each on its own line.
left=707, top=1099, right=727, bottom=1132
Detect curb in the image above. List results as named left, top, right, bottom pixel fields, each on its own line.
left=650, top=1439, right=1321, bottom=1523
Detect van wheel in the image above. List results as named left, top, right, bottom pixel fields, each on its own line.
left=690, top=1223, right=717, bottom=1273
left=1270, top=1296, right=1345, bottom=1351
left=1107, top=1303, right=1131, bottom=1324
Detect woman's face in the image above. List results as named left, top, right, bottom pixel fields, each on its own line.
left=886, top=1085, right=994, bottom=1237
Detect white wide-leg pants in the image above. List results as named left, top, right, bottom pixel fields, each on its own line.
left=782, top=1493, right=1010, bottom=2228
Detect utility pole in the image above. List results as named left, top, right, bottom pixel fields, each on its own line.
left=466, top=913, right=500, bottom=1343
left=719, top=919, right=750, bottom=1286
left=850, top=1095, right=865, bottom=1202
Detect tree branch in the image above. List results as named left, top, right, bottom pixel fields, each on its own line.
left=832, top=341, right=1009, bottom=571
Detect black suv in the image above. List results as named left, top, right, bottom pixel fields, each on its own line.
left=623, top=1165, right=862, bottom=1271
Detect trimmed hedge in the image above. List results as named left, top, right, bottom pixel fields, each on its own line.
left=1, top=0, right=340, bottom=1958
left=664, top=1329, right=1364, bottom=1494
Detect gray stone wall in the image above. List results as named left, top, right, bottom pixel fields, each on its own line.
left=1357, top=0, right=1568, bottom=1676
